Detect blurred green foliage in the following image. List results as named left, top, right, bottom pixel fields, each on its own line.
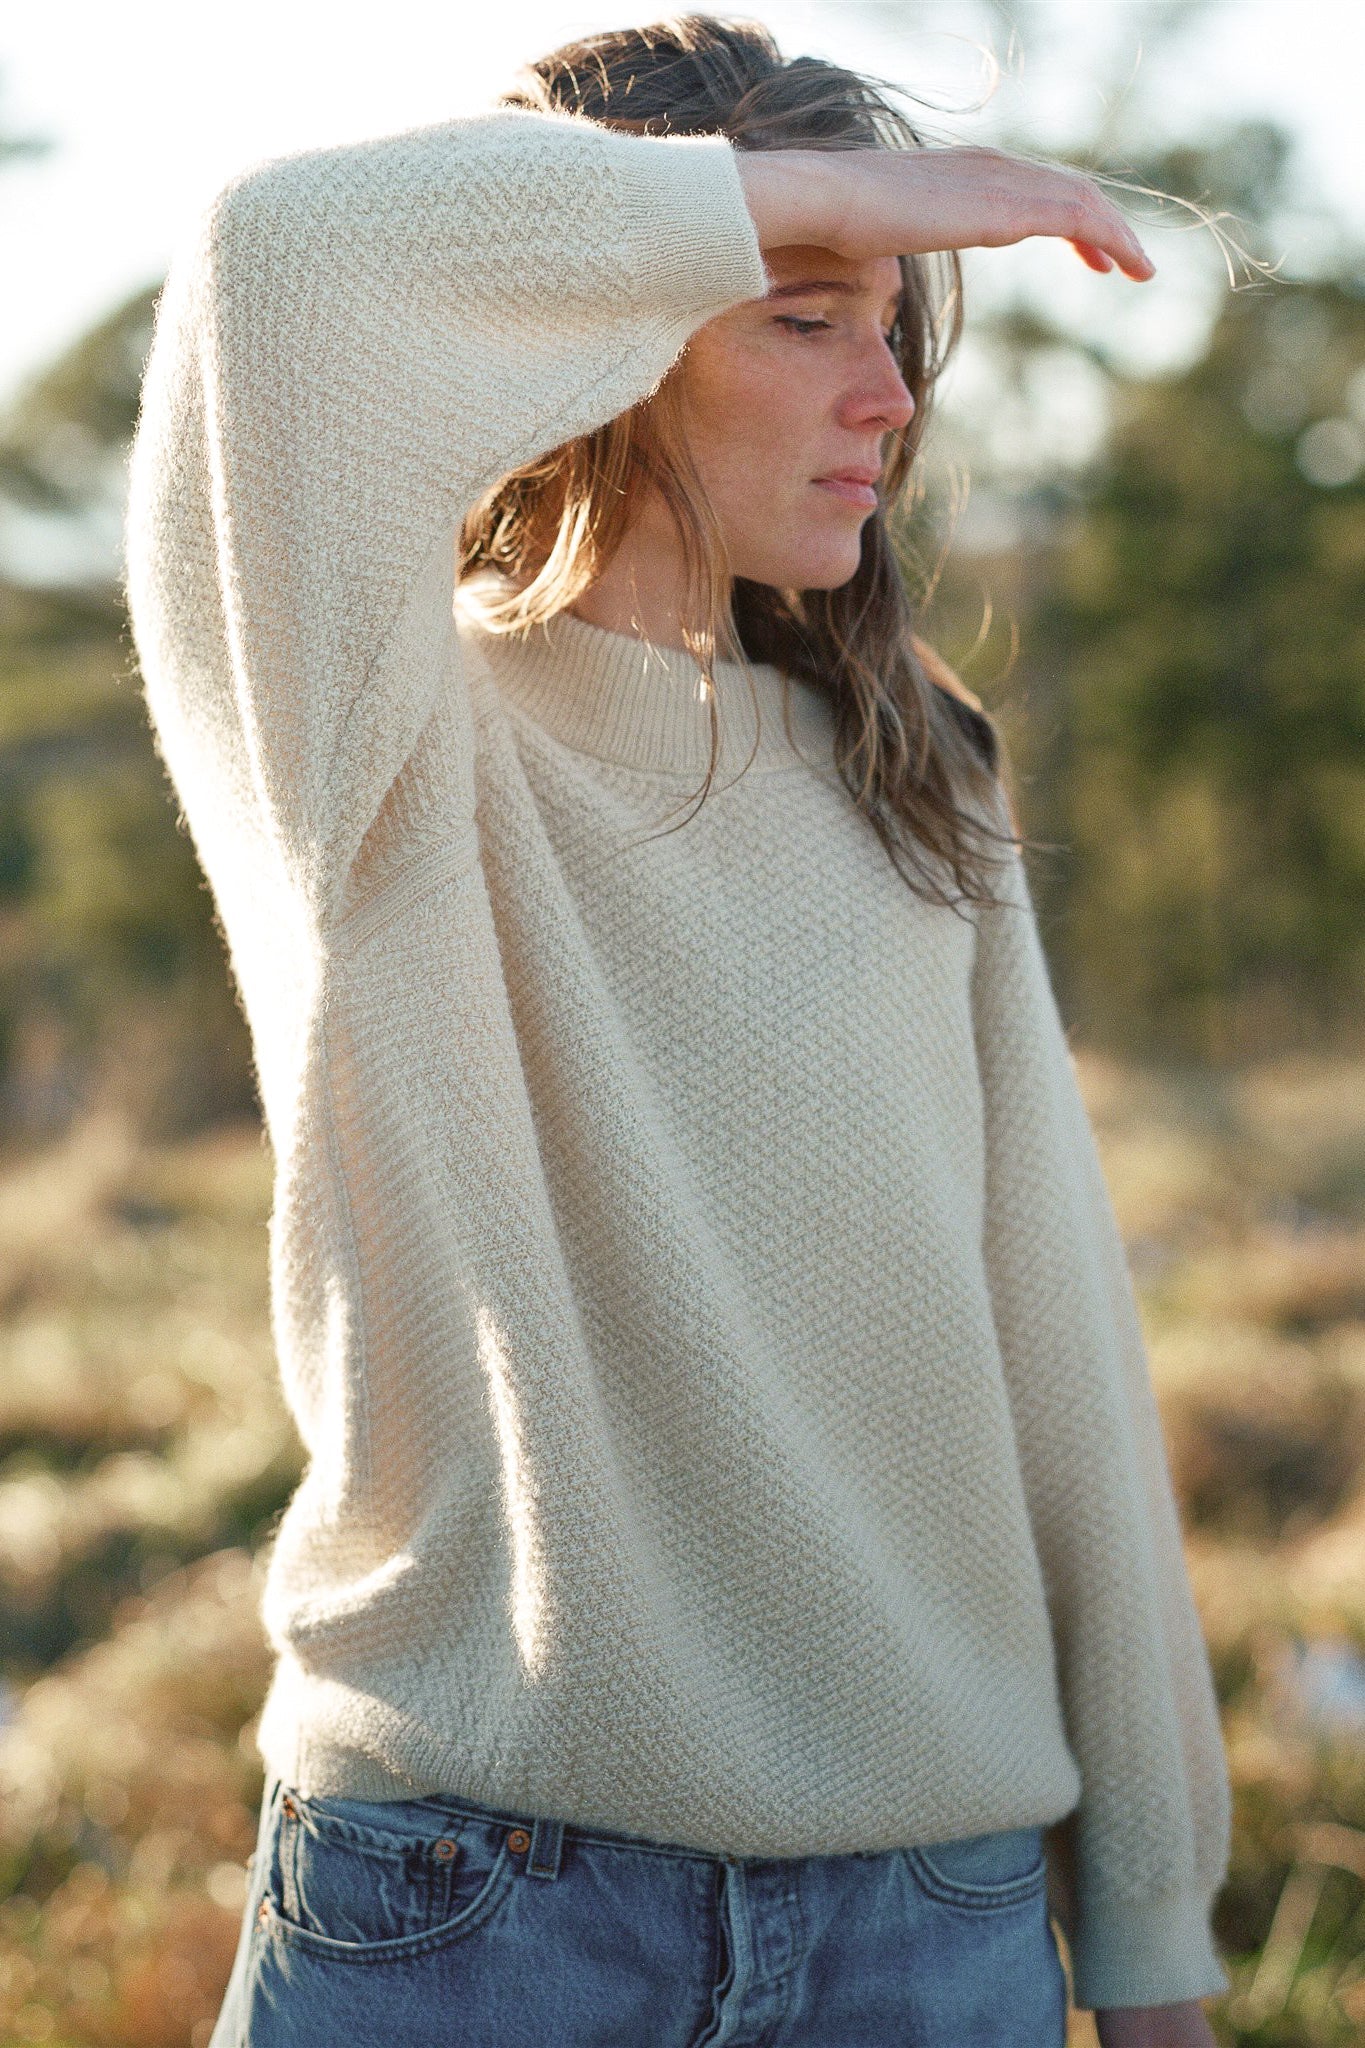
left=1017, top=272, right=1365, bottom=1061
left=0, top=284, right=257, bottom=1141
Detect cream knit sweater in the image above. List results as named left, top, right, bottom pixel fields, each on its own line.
left=122, top=104, right=1232, bottom=2011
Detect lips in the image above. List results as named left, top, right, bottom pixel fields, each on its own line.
left=812, top=469, right=881, bottom=508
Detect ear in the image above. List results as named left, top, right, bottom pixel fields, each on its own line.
left=910, top=633, right=983, bottom=714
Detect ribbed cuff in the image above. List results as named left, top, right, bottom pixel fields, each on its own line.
left=1067, top=1885, right=1230, bottom=2011
left=603, top=127, right=771, bottom=328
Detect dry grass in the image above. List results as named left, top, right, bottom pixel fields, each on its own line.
left=0, top=1052, right=1362, bottom=2045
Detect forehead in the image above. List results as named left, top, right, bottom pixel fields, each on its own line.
left=762, top=245, right=905, bottom=303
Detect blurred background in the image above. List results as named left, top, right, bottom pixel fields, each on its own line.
left=0, top=1, right=1361, bottom=2041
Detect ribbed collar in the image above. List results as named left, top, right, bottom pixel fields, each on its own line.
left=455, top=577, right=838, bottom=780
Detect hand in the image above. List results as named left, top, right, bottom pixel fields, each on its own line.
left=736, top=141, right=1154, bottom=281
left=1096, top=1999, right=1218, bottom=2047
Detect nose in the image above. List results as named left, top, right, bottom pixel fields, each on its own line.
left=838, top=340, right=916, bottom=435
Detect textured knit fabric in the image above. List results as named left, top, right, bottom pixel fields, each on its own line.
left=122, top=104, right=1232, bottom=2011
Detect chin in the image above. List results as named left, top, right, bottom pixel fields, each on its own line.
left=800, top=558, right=864, bottom=591
left=740, top=543, right=865, bottom=593
left=730, top=509, right=871, bottom=593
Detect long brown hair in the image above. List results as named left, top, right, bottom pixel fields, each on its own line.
left=459, top=13, right=1025, bottom=911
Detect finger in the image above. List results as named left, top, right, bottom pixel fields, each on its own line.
left=1071, top=219, right=1153, bottom=278
left=1069, top=184, right=1155, bottom=277
left=1113, top=236, right=1156, bottom=278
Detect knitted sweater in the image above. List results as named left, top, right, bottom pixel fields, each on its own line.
left=122, top=104, right=1232, bottom=2011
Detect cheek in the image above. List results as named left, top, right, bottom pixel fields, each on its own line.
left=672, top=340, right=865, bottom=586
left=682, top=351, right=822, bottom=505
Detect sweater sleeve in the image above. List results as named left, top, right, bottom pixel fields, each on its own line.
left=121, top=108, right=768, bottom=930
left=970, top=821, right=1233, bottom=2012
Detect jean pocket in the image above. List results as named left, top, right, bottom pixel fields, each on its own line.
left=263, top=1786, right=518, bottom=1960
left=905, top=1823, right=1047, bottom=1911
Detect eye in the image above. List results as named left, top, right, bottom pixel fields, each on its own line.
left=774, top=316, right=831, bottom=336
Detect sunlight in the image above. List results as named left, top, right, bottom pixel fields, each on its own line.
left=475, top=1299, right=549, bottom=1676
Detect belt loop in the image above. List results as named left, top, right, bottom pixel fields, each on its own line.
left=526, top=1816, right=564, bottom=1880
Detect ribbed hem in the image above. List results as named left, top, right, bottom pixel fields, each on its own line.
left=256, top=1647, right=486, bottom=1805
left=457, top=576, right=839, bottom=780
left=1067, top=1883, right=1230, bottom=2011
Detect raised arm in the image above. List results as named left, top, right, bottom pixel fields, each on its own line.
left=123, top=108, right=769, bottom=931
left=123, top=112, right=1153, bottom=940
left=970, top=829, right=1232, bottom=2013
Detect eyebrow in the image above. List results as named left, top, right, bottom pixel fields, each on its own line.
left=764, top=278, right=903, bottom=316
left=766, top=278, right=859, bottom=297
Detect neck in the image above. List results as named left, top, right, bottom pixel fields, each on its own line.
left=566, top=521, right=734, bottom=656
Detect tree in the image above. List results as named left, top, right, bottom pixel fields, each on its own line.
left=1026, top=263, right=1365, bottom=1060
left=0, top=129, right=255, bottom=1138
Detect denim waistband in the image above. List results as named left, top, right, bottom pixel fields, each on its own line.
left=268, top=1776, right=1048, bottom=1873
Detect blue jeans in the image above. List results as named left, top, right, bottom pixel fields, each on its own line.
left=209, top=1775, right=1069, bottom=2045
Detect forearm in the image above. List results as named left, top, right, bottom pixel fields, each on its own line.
left=734, top=138, right=1154, bottom=275
left=971, top=827, right=1231, bottom=2006
left=734, top=148, right=843, bottom=251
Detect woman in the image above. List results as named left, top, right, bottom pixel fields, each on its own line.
left=123, top=16, right=1231, bottom=2047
